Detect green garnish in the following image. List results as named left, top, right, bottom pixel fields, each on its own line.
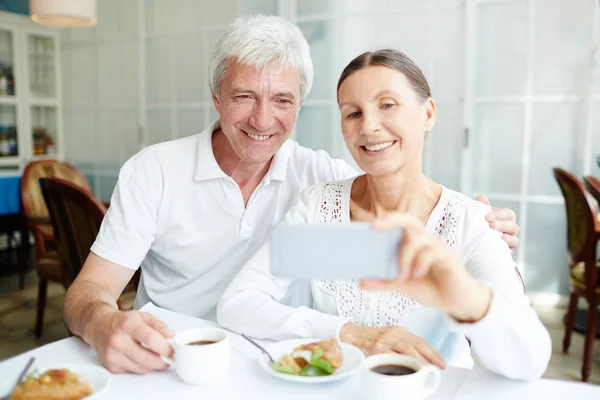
left=299, top=365, right=329, bottom=376
left=270, top=362, right=299, bottom=375
left=311, top=347, right=323, bottom=362
left=270, top=346, right=335, bottom=377
left=310, top=358, right=333, bottom=374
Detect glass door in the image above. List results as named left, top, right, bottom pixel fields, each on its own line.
left=463, top=0, right=597, bottom=297
left=25, top=32, right=61, bottom=159
left=292, top=0, right=339, bottom=157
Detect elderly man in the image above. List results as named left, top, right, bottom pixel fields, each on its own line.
left=63, top=15, right=520, bottom=374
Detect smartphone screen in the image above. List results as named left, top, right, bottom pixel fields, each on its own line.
left=269, top=222, right=401, bottom=280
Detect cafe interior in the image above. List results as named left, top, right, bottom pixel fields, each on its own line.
left=0, top=0, right=599, bottom=398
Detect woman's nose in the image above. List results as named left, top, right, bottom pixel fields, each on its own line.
left=359, top=112, right=381, bottom=136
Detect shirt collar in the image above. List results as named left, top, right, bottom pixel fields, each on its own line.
left=266, top=139, right=292, bottom=182
left=194, top=119, right=292, bottom=182
left=194, top=119, right=229, bottom=181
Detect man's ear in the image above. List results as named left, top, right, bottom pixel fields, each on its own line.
left=211, top=90, right=220, bottom=113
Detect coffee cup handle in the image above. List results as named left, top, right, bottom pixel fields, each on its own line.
left=420, top=365, right=441, bottom=397
left=160, top=338, right=175, bottom=365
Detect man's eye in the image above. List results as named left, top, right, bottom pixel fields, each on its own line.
left=276, top=99, right=292, bottom=104
left=347, top=111, right=361, bottom=118
left=236, top=95, right=252, bottom=100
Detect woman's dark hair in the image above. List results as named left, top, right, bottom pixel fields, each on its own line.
left=337, top=49, right=431, bottom=102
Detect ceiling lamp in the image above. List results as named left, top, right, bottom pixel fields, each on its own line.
left=30, top=0, right=97, bottom=28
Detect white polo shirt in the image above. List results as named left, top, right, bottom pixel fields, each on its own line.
left=91, top=120, right=357, bottom=321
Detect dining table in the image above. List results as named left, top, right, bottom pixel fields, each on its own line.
left=0, top=302, right=599, bottom=399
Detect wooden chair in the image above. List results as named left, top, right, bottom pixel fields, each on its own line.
left=553, top=168, right=600, bottom=382
left=39, top=177, right=139, bottom=319
left=21, top=159, right=91, bottom=338
left=40, top=177, right=105, bottom=288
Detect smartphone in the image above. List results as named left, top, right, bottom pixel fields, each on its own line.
left=269, top=222, right=402, bottom=280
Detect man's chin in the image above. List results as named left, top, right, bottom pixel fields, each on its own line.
left=236, top=148, right=277, bottom=165
left=244, top=141, right=285, bottom=160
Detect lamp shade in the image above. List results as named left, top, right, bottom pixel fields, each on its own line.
left=30, top=0, right=97, bottom=28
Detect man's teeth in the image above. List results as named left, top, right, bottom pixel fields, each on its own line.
left=364, top=141, right=395, bottom=151
left=246, top=132, right=272, bottom=141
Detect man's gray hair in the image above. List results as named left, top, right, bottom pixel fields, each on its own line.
left=209, top=15, right=314, bottom=102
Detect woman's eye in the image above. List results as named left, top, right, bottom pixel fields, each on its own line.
left=347, top=111, right=361, bottom=118
left=382, top=103, right=395, bottom=109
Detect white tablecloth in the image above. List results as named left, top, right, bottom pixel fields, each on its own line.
left=0, top=303, right=598, bottom=399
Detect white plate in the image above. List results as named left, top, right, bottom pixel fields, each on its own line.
left=258, top=338, right=365, bottom=384
left=0, top=363, right=111, bottom=399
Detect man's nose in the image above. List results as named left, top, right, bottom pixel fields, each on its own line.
left=248, top=100, right=273, bottom=132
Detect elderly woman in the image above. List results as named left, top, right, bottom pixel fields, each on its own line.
left=217, top=49, right=551, bottom=381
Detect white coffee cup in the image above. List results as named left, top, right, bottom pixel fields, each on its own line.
left=161, top=327, right=231, bottom=385
left=362, top=354, right=441, bottom=400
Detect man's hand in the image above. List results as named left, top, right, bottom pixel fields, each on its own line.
left=339, top=322, right=446, bottom=369
left=88, top=307, right=175, bottom=374
left=476, top=195, right=520, bottom=250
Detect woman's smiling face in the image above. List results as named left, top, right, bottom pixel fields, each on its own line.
left=337, top=65, right=435, bottom=177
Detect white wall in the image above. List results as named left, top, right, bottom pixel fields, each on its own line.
left=61, top=0, right=140, bottom=200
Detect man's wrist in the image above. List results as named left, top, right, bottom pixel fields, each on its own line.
left=81, top=301, right=117, bottom=345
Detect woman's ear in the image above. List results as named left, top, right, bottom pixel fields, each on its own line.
left=424, top=98, right=436, bottom=132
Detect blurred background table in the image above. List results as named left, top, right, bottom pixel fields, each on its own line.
left=0, top=174, right=29, bottom=289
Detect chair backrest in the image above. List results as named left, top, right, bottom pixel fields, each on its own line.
left=40, top=177, right=106, bottom=288
left=21, top=159, right=91, bottom=258
left=553, top=168, right=598, bottom=290
left=584, top=176, right=600, bottom=206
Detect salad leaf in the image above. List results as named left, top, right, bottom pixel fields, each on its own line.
left=311, top=347, right=323, bottom=363
left=271, top=344, right=335, bottom=377
left=310, top=358, right=333, bottom=374
left=299, top=365, right=330, bottom=377
left=270, top=362, right=299, bottom=376
left=307, top=346, right=333, bottom=374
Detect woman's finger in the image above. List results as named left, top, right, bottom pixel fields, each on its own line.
left=415, top=341, right=446, bottom=369
left=397, top=231, right=422, bottom=281
left=394, top=347, right=430, bottom=367
left=411, top=241, right=437, bottom=279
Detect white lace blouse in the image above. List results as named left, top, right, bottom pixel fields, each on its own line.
left=217, top=178, right=551, bottom=381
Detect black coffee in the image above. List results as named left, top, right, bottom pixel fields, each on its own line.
left=371, top=364, right=417, bottom=376
left=188, top=340, right=217, bottom=346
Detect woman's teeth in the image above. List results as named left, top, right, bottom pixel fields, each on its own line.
left=364, top=141, right=395, bottom=151
left=246, top=131, right=272, bottom=141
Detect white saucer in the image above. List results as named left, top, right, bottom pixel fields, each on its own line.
left=258, top=338, right=364, bottom=384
